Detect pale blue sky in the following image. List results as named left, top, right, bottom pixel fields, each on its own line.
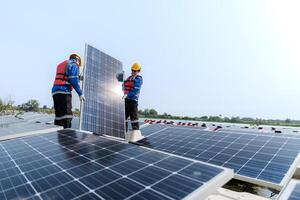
left=1, top=0, right=300, bottom=119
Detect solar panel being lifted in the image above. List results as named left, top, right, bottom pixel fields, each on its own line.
left=138, top=124, right=300, bottom=190
left=0, top=129, right=233, bottom=200
left=80, top=44, right=125, bottom=138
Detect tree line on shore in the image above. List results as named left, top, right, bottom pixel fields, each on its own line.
left=138, top=109, right=300, bottom=127
left=0, top=98, right=298, bottom=127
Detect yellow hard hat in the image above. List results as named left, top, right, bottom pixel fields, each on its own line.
left=70, top=53, right=82, bottom=67
left=131, top=63, right=141, bottom=71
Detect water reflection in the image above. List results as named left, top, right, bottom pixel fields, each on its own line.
left=224, top=179, right=279, bottom=199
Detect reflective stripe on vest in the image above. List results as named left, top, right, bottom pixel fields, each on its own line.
left=53, top=60, right=73, bottom=90
left=123, top=76, right=135, bottom=94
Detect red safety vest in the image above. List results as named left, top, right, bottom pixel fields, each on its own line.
left=53, top=60, right=73, bottom=90
left=123, top=75, right=136, bottom=94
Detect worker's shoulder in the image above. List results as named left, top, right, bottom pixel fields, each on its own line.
left=67, top=61, right=78, bottom=67
left=67, top=61, right=79, bottom=70
left=135, top=75, right=143, bottom=80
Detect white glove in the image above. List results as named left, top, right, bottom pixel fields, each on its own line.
left=79, top=95, right=85, bottom=101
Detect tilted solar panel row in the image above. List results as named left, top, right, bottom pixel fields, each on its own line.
left=0, top=129, right=233, bottom=200
left=138, top=124, right=300, bottom=190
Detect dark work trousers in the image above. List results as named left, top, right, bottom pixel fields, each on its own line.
left=125, top=98, right=139, bottom=131
left=53, top=93, right=73, bottom=129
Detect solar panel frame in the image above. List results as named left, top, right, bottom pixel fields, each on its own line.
left=80, top=44, right=125, bottom=139
left=0, top=122, right=62, bottom=141
left=139, top=124, right=300, bottom=190
left=279, top=179, right=300, bottom=200
left=0, top=129, right=233, bottom=200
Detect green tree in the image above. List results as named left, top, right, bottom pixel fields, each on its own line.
left=144, top=109, right=150, bottom=116
left=138, top=109, right=144, bottom=115
left=149, top=109, right=158, bottom=116
left=224, top=117, right=230, bottom=122
left=230, top=116, right=241, bottom=123
left=285, top=118, right=291, bottom=123
left=20, top=99, right=40, bottom=112
left=200, top=116, right=208, bottom=121
left=0, top=97, right=15, bottom=113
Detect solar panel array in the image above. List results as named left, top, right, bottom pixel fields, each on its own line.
left=221, top=128, right=300, bottom=139
left=0, top=129, right=232, bottom=200
left=0, top=114, right=61, bottom=141
left=138, top=124, right=300, bottom=190
left=80, top=44, right=125, bottom=138
left=0, top=115, right=23, bottom=126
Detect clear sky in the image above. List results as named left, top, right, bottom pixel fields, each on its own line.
left=1, top=0, right=300, bottom=120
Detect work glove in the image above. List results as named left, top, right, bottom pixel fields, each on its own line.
left=79, top=95, right=86, bottom=101
left=122, top=94, right=127, bottom=99
left=116, top=72, right=124, bottom=82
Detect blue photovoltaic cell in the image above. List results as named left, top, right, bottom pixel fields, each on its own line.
left=138, top=124, right=168, bottom=136
left=0, top=129, right=230, bottom=200
left=139, top=124, right=300, bottom=189
left=81, top=44, right=125, bottom=138
left=288, top=183, right=300, bottom=200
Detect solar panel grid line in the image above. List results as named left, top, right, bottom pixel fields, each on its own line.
left=175, top=131, right=232, bottom=160
left=139, top=125, right=300, bottom=190
left=146, top=128, right=220, bottom=159
left=133, top=146, right=234, bottom=200
left=231, top=135, right=287, bottom=189
left=44, top=133, right=204, bottom=183
left=154, top=124, right=300, bottom=139
left=278, top=154, right=300, bottom=191
left=98, top=176, right=172, bottom=200
left=40, top=132, right=232, bottom=200
left=174, top=131, right=217, bottom=157
left=81, top=44, right=125, bottom=138
left=0, top=130, right=231, bottom=199
left=254, top=136, right=289, bottom=181
left=0, top=144, right=42, bottom=200
left=234, top=135, right=274, bottom=174
left=193, top=130, right=245, bottom=161
left=144, top=126, right=169, bottom=137
left=39, top=133, right=189, bottom=199
left=227, top=136, right=295, bottom=184
left=21, top=138, right=106, bottom=200
left=231, top=137, right=300, bottom=190
left=200, top=131, right=247, bottom=164
left=74, top=136, right=206, bottom=198
left=0, top=126, right=63, bottom=141
left=221, top=129, right=300, bottom=139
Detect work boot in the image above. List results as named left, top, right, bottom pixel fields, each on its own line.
left=125, top=130, right=144, bottom=142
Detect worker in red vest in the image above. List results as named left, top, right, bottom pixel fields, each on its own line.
left=123, top=63, right=143, bottom=132
left=52, top=53, right=85, bottom=128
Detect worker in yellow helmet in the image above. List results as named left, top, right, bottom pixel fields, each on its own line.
left=123, top=63, right=143, bottom=137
